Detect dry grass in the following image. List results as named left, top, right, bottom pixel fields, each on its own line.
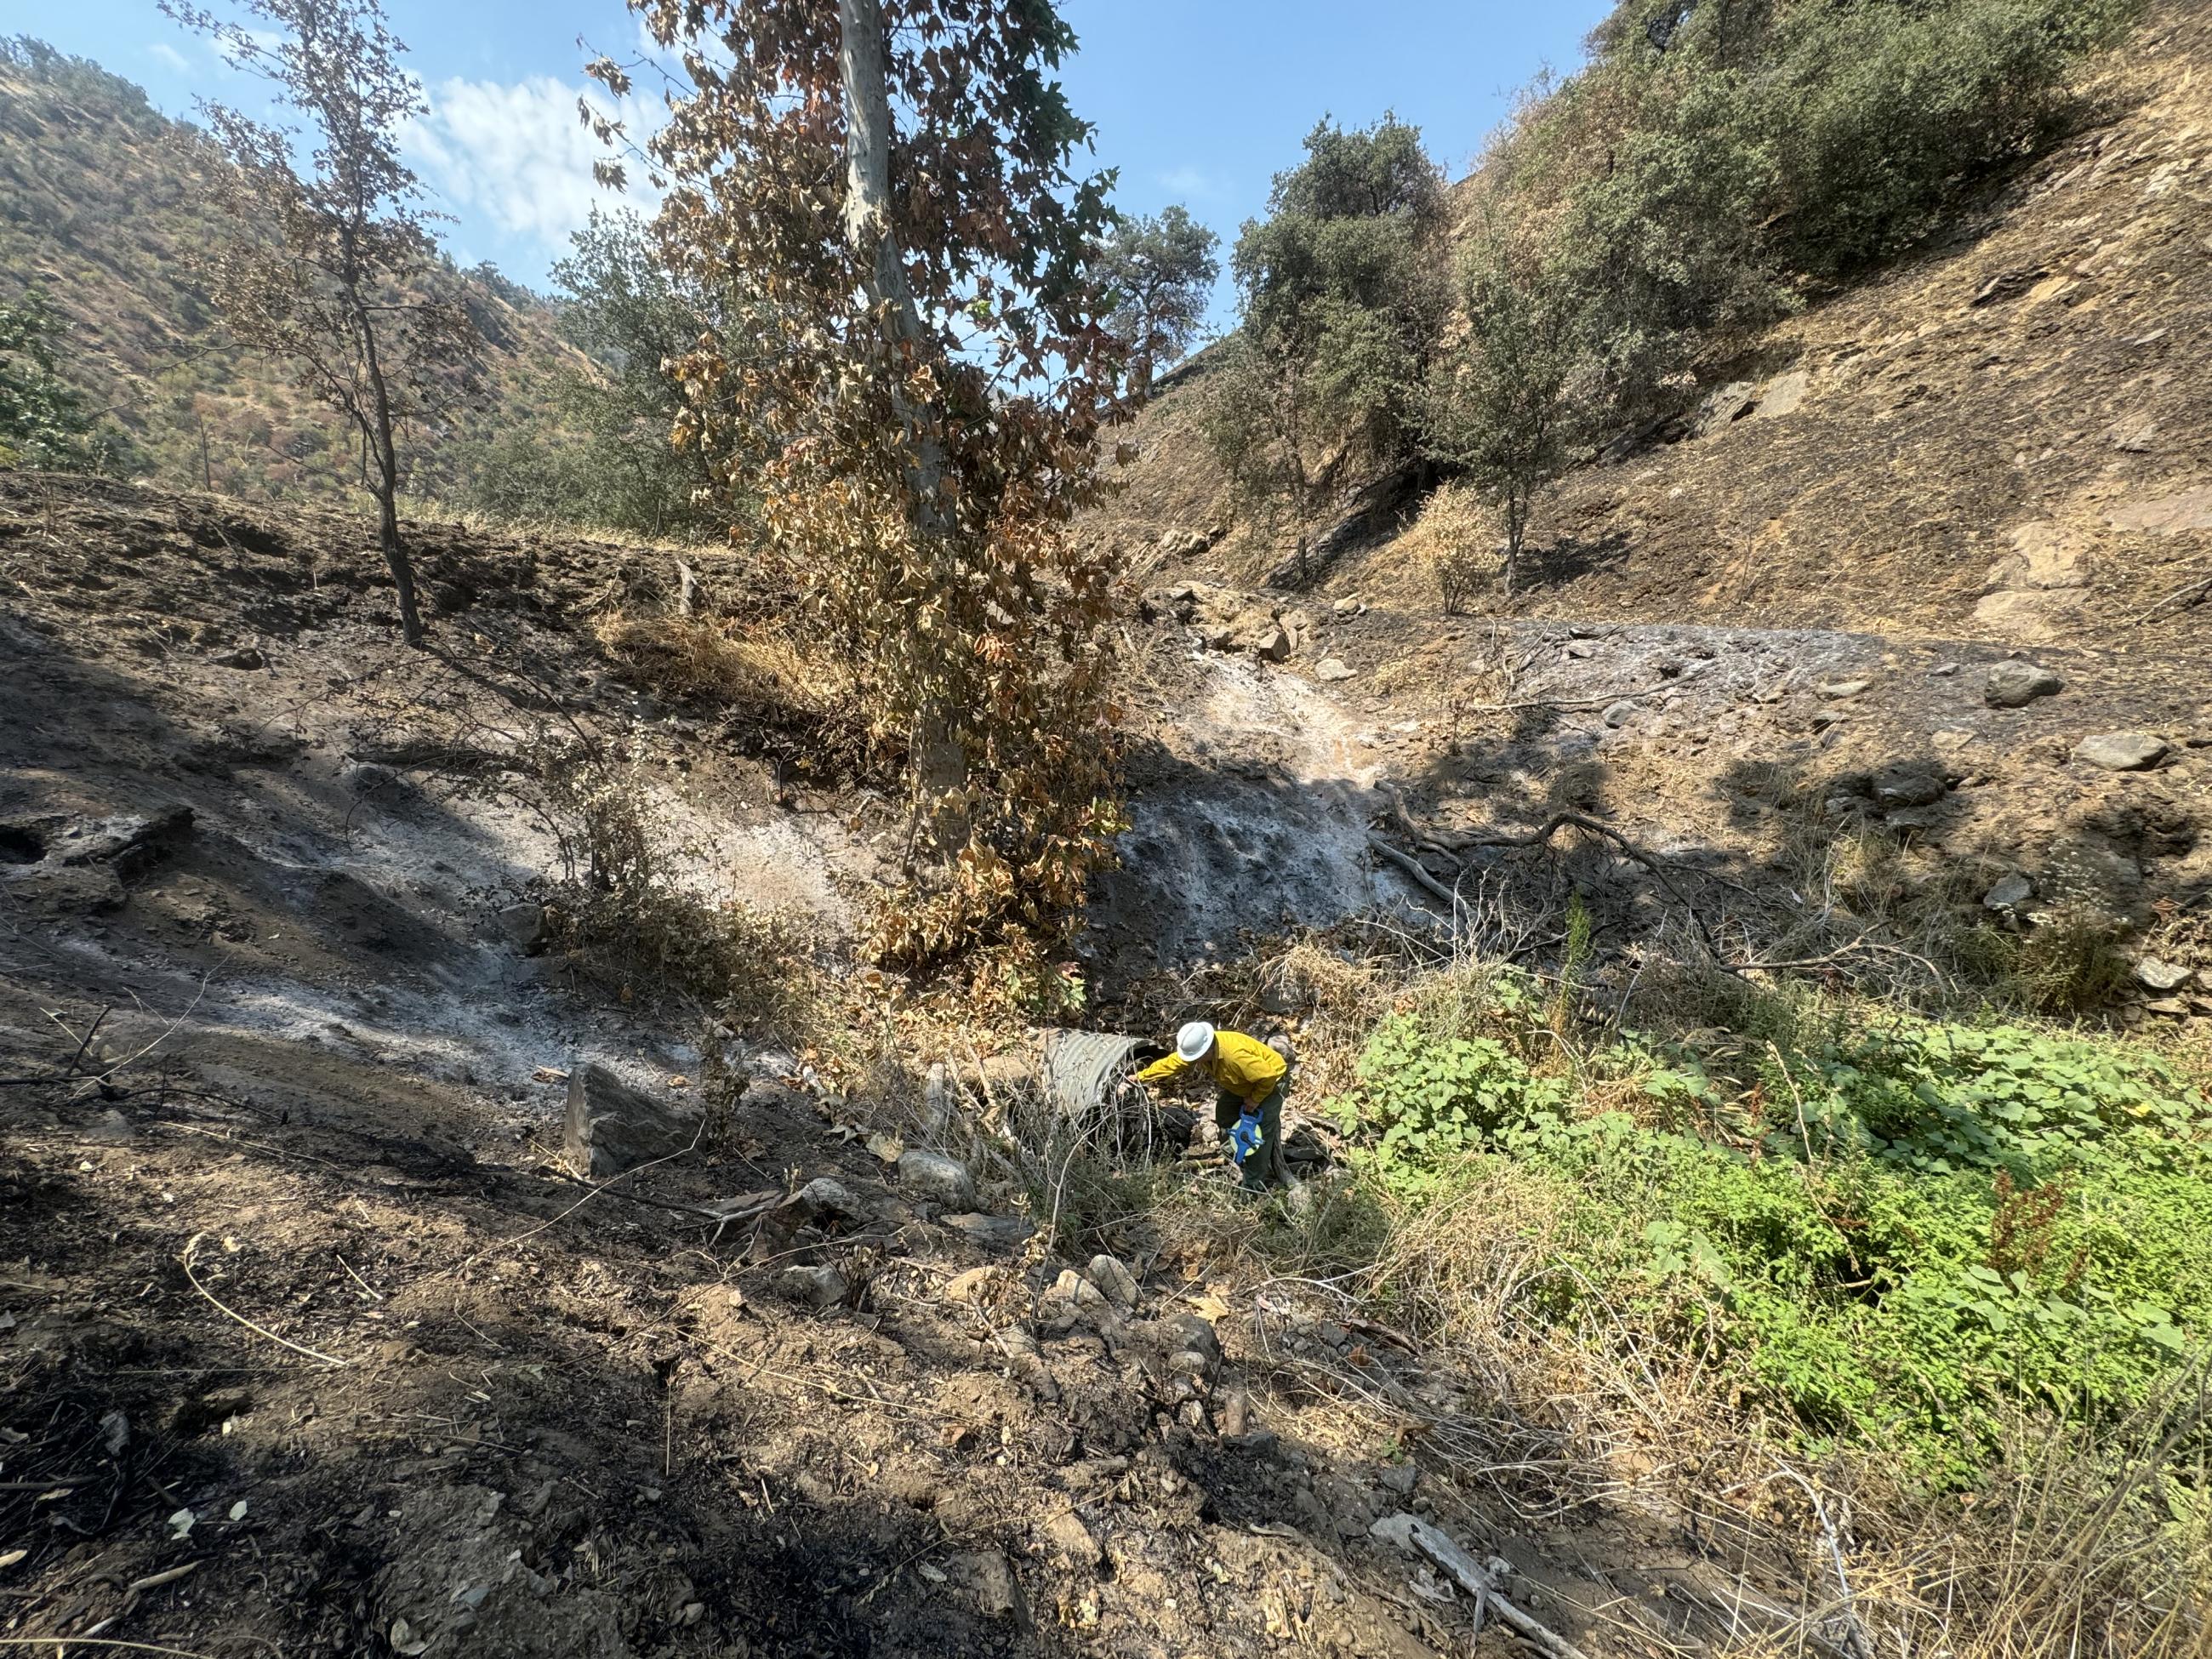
left=1394, top=482, right=1497, bottom=616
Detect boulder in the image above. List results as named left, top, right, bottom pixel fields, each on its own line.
left=2074, top=733, right=2169, bottom=772
left=1985, top=661, right=2062, bottom=708
left=562, top=1063, right=704, bottom=1177
left=1085, top=1253, right=1139, bottom=1310
left=897, top=1149, right=977, bottom=1209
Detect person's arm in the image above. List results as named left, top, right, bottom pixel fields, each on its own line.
left=1133, top=1052, right=1189, bottom=1087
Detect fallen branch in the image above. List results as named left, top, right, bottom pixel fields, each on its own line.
left=1367, top=834, right=1458, bottom=908
left=180, top=1233, right=349, bottom=1370
left=2132, top=573, right=2212, bottom=627
left=1456, top=680, right=1673, bottom=715
left=1372, top=1513, right=1592, bottom=1659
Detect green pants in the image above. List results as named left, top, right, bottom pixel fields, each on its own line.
left=1217, top=1077, right=1288, bottom=1189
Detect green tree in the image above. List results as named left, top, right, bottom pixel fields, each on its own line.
left=1424, top=219, right=1587, bottom=598
left=162, top=0, right=486, bottom=646
left=0, top=292, right=112, bottom=470
left=1093, top=205, right=1218, bottom=390
left=1209, top=116, right=1446, bottom=582
left=602, top=0, right=1134, bottom=980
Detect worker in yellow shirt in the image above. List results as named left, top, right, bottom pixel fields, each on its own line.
left=1135, top=1022, right=1289, bottom=1191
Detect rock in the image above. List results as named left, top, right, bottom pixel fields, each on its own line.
left=562, top=1063, right=704, bottom=1178
left=212, top=646, right=266, bottom=670
left=1281, top=608, right=1315, bottom=641
left=1380, top=1462, right=1419, bottom=1497
left=1812, top=709, right=1850, bottom=733
left=1331, top=596, right=1363, bottom=616
left=945, top=1267, right=1000, bottom=1303
left=2146, top=997, right=2192, bottom=1018
left=1602, top=700, right=1639, bottom=729
left=1695, top=379, right=1757, bottom=436
left=1985, top=661, right=2062, bottom=708
left=1564, top=639, right=1599, bottom=659
left=1252, top=626, right=1293, bottom=663
left=1315, top=658, right=1356, bottom=682
left=794, top=1177, right=868, bottom=1229
left=2108, top=487, right=2212, bottom=536
left=995, top=1326, right=1058, bottom=1401
left=774, top=1264, right=850, bottom=1308
left=488, top=901, right=549, bottom=955
left=54, top=807, right=195, bottom=877
left=1085, top=1253, right=1139, bottom=1310
left=897, top=1149, right=976, bottom=1209
left=1984, top=874, right=2034, bottom=911
left=1040, top=1509, right=1102, bottom=1570
left=2136, top=959, right=2192, bottom=993
left=1817, top=679, right=1872, bottom=699
left=952, top=1551, right=1032, bottom=1628
left=1930, top=662, right=1960, bottom=677
left=2111, top=417, right=2159, bottom=453
left=942, top=1212, right=1034, bottom=1251
left=1873, top=764, right=1948, bottom=810
left=2074, top=733, right=2169, bottom=772
left=1754, top=368, right=1810, bottom=418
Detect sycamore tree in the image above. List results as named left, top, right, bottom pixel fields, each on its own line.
left=1093, top=205, right=1219, bottom=390
left=594, top=0, right=1137, bottom=983
left=163, top=0, right=484, bottom=646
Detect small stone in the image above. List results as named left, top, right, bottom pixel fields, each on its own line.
left=2073, top=733, right=2169, bottom=772
left=942, top=1212, right=1033, bottom=1250
left=2146, top=997, right=2191, bottom=1018
left=1873, top=764, right=1948, bottom=809
left=1811, top=709, right=1850, bottom=732
left=774, top=1264, right=849, bottom=1308
left=897, top=1149, right=977, bottom=1208
left=1602, top=700, right=1638, bottom=728
left=1984, top=874, right=2034, bottom=910
left=1315, top=658, right=1356, bottom=682
left=1930, top=662, right=1960, bottom=677
left=212, top=646, right=266, bottom=670
left=1564, top=639, right=1599, bottom=659
left=489, top=901, right=549, bottom=955
left=1984, top=661, right=2062, bottom=708
left=1380, top=1463, right=1419, bottom=1497
left=1040, top=1509, right=1102, bottom=1570
left=1331, top=596, right=1362, bottom=616
left=1085, top=1253, right=1139, bottom=1310
left=945, top=1267, right=999, bottom=1303
left=1818, top=679, right=1873, bottom=699
left=2136, top=959, right=2192, bottom=993
left=1252, top=626, right=1293, bottom=663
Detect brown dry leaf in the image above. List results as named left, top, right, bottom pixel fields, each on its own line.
left=866, top=1131, right=905, bottom=1164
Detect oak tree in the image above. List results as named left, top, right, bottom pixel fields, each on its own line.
left=1094, top=205, right=1219, bottom=391
left=163, top=0, right=484, bottom=646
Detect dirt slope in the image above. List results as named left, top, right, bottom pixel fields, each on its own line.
left=1103, top=3, right=2212, bottom=655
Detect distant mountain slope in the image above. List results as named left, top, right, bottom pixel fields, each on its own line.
left=0, top=37, right=579, bottom=505
left=1104, top=1, right=2212, bottom=653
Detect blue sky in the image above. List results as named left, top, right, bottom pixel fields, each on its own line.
left=31, top=1, right=1611, bottom=321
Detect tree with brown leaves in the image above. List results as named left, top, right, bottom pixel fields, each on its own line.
left=163, top=0, right=484, bottom=646
left=595, top=0, right=1137, bottom=990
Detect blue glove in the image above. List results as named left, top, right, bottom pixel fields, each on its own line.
left=1230, top=1110, right=1264, bottom=1166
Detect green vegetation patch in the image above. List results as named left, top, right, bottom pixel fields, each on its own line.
left=1330, top=975, right=2212, bottom=1485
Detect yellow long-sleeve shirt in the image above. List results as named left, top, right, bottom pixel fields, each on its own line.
left=1135, top=1029, right=1286, bottom=1108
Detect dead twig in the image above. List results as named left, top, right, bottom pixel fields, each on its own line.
left=180, top=1233, right=350, bottom=1370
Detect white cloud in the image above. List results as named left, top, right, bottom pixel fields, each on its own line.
left=148, top=42, right=191, bottom=74
left=406, top=76, right=650, bottom=256
left=1159, top=165, right=1228, bottom=202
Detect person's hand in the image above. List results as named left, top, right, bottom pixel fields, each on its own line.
left=1230, top=1110, right=1264, bottom=1166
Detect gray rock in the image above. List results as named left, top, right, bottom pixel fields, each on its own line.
left=1380, top=1462, right=1420, bottom=1496
left=1331, top=596, right=1363, bottom=616
left=1984, top=874, right=2034, bottom=910
left=2146, top=997, right=2192, bottom=1018
left=489, top=901, right=549, bottom=955
left=1085, top=1253, right=1139, bottom=1310
left=562, top=1063, right=704, bottom=1178
left=897, top=1149, right=977, bottom=1208
left=773, top=1264, right=850, bottom=1308
left=1602, top=700, right=1639, bottom=728
left=1930, top=662, right=1960, bottom=677
left=943, top=1212, right=1034, bottom=1250
left=212, top=646, right=266, bottom=670
left=794, top=1177, right=868, bottom=1229
left=952, top=1551, right=1032, bottom=1628
left=2074, top=733, right=2169, bottom=772
left=1818, top=679, right=1873, bottom=699
left=1315, top=657, right=1356, bottom=682
left=2136, top=959, right=2192, bottom=992
left=1985, top=661, right=2063, bottom=708
left=1252, top=626, right=1293, bottom=663
left=1873, top=764, right=1948, bottom=809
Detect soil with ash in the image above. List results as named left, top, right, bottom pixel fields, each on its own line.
left=1, top=473, right=1830, bottom=1656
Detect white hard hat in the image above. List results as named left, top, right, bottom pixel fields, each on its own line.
left=1176, top=1021, right=1217, bottom=1063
